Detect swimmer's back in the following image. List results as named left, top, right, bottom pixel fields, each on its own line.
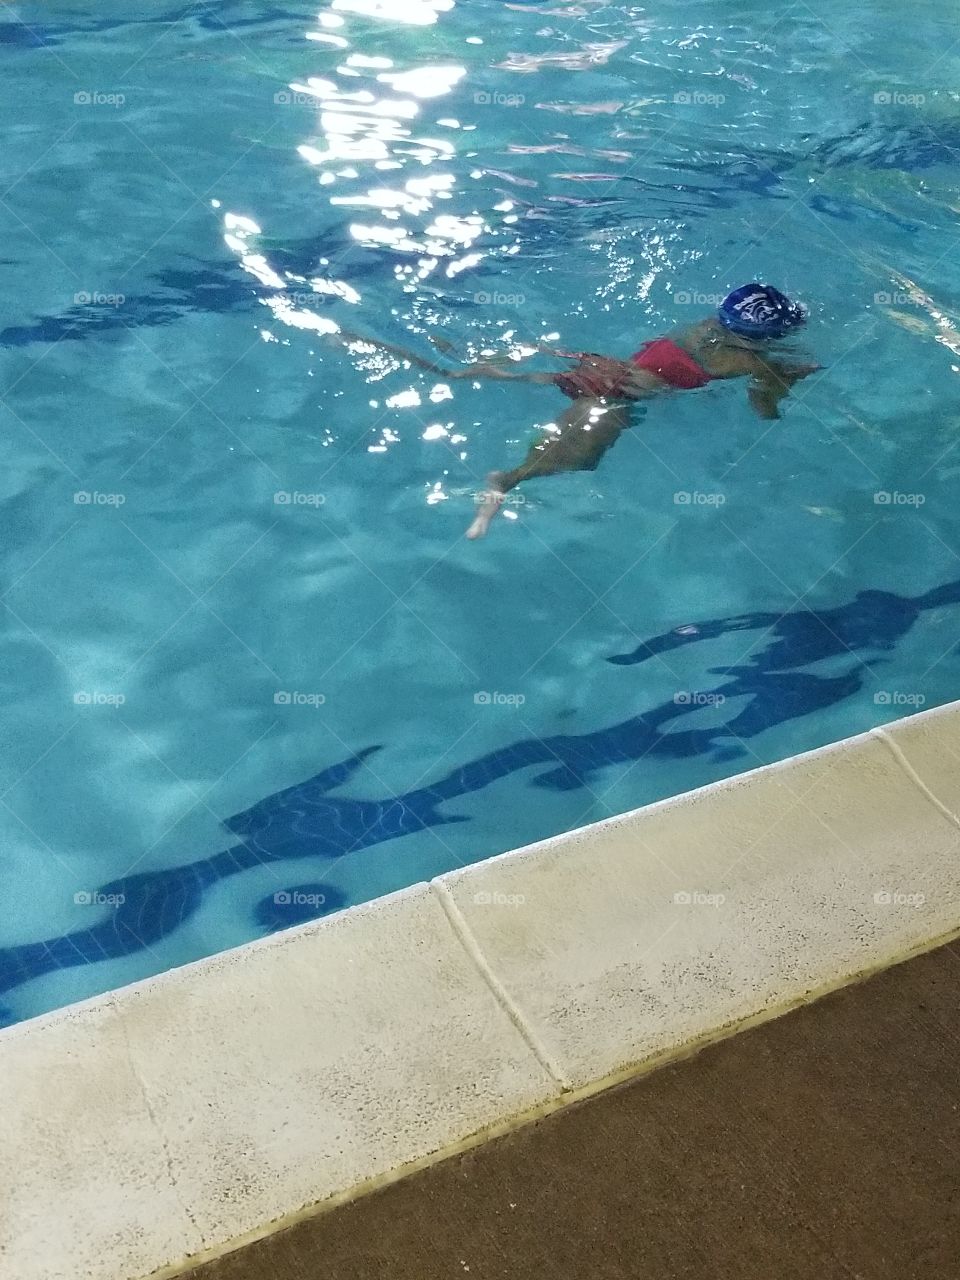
left=665, top=318, right=775, bottom=381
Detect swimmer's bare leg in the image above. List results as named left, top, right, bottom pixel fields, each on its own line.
left=433, top=333, right=575, bottom=369
left=466, top=479, right=508, bottom=540
left=334, top=326, right=558, bottom=385
left=333, top=327, right=455, bottom=376
left=466, top=398, right=631, bottom=538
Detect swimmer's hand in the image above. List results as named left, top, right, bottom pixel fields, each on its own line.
left=465, top=474, right=507, bottom=539
left=748, top=361, right=821, bottom=420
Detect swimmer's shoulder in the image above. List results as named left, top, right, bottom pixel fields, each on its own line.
left=682, top=317, right=767, bottom=358
left=666, top=317, right=728, bottom=357
left=658, top=317, right=768, bottom=363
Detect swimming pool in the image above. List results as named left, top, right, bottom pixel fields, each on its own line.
left=2, top=0, right=960, bottom=1025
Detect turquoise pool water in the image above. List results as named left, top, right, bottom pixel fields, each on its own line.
left=2, top=0, right=960, bottom=1024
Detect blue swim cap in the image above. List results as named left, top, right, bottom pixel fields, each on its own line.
left=717, top=284, right=806, bottom=339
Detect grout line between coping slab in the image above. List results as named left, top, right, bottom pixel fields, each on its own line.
left=112, top=993, right=206, bottom=1255
left=430, top=879, right=573, bottom=1092
left=875, top=727, right=960, bottom=830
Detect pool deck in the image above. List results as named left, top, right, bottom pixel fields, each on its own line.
left=5, top=700, right=960, bottom=1280
left=182, top=937, right=960, bottom=1280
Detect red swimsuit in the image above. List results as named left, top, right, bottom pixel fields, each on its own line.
left=630, top=337, right=714, bottom=389
left=553, top=338, right=714, bottom=400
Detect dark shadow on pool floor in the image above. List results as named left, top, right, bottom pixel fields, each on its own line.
left=2, top=574, right=959, bottom=1021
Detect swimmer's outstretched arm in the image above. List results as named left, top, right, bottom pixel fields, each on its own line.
left=467, top=398, right=631, bottom=539
left=704, top=345, right=819, bottom=420
left=745, top=357, right=819, bottom=420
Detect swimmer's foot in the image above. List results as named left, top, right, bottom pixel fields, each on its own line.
left=465, top=472, right=508, bottom=539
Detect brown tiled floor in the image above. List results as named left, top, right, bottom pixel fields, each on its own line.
left=186, top=943, right=960, bottom=1280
